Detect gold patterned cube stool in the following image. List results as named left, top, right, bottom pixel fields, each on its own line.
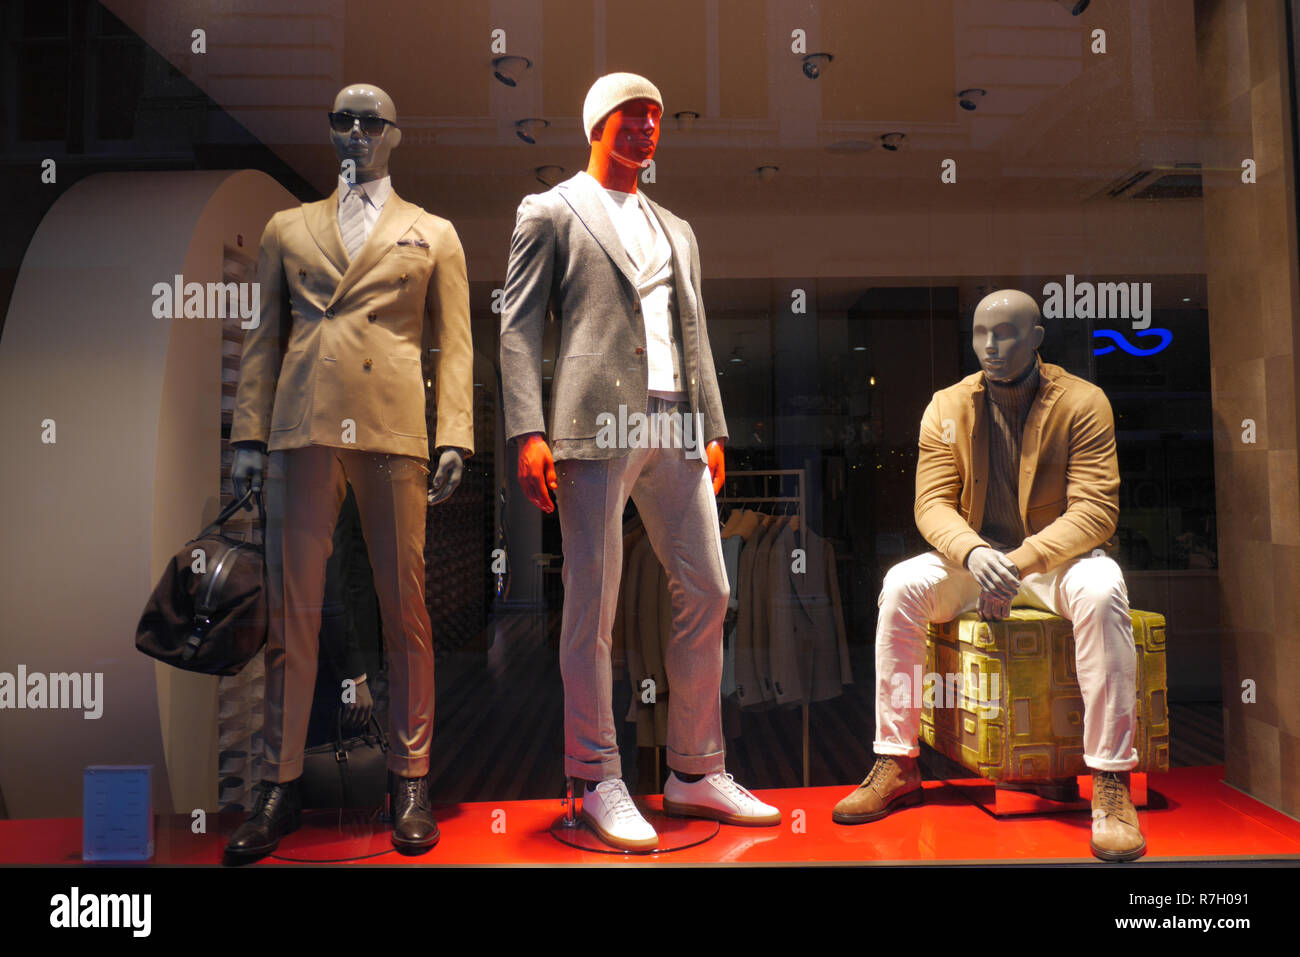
left=919, top=608, right=1170, bottom=789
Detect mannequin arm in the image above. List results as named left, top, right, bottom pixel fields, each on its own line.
left=914, top=397, right=986, bottom=565
left=426, top=222, right=475, bottom=455
left=231, top=441, right=267, bottom=503
left=707, top=439, right=725, bottom=495
left=516, top=432, right=557, bottom=513
left=428, top=447, right=466, bottom=505
left=500, top=196, right=557, bottom=443
left=230, top=215, right=290, bottom=447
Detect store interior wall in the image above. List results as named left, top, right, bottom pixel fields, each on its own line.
left=0, top=169, right=297, bottom=819
left=1196, top=0, right=1300, bottom=821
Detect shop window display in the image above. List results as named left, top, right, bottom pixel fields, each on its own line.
left=0, top=0, right=1298, bottom=910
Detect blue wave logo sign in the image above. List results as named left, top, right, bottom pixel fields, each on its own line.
left=1093, top=327, right=1173, bottom=357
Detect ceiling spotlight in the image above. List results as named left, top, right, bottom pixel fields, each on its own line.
left=880, top=132, right=907, bottom=151
left=957, top=88, right=986, bottom=111
left=535, top=165, right=564, bottom=187
left=675, top=110, right=700, bottom=132
left=492, top=55, right=532, bottom=87
left=756, top=165, right=780, bottom=183
left=514, top=118, right=549, bottom=144
left=802, top=52, right=834, bottom=80
left=1056, top=0, right=1090, bottom=14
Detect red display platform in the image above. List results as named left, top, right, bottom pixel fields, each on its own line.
left=2, top=767, right=1298, bottom=866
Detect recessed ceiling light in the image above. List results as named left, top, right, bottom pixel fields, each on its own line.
left=492, top=55, right=532, bottom=87
left=802, top=52, right=834, bottom=80
left=535, top=165, right=564, bottom=187
left=880, top=132, right=907, bottom=151
left=515, top=118, right=549, bottom=144
left=957, top=88, right=987, bottom=111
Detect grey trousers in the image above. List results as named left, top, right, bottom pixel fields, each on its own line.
left=554, top=398, right=730, bottom=781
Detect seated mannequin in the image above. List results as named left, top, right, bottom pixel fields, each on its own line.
left=832, top=289, right=1145, bottom=862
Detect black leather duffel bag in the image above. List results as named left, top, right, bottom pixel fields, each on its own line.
left=136, top=489, right=267, bottom=675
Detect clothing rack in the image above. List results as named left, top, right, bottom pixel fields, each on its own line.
left=716, top=469, right=812, bottom=787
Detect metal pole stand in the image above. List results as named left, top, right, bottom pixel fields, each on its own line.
left=549, top=774, right=720, bottom=855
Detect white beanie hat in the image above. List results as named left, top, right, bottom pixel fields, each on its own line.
left=582, top=72, right=663, bottom=143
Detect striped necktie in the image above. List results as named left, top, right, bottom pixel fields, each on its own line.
left=339, top=186, right=366, bottom=260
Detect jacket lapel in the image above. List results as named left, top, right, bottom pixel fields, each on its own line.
left=969, top=378, right=989, bottom=530
left=327, top=190, right=422, bottom=311
left=303, top=190, right=349, bottom=278
left=643, top=194, right=698, bottom=323
left=558, top=175, right=640, bottom=290
left=1019, top=359, right=1061, bottom=521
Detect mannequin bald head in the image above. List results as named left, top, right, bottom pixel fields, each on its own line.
left=972, top=289, right=1045, bottom=382
left=329, top=83, right=401, bottom=183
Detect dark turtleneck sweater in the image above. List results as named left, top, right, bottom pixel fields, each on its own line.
left=979, top=357, right=1041, bottom=552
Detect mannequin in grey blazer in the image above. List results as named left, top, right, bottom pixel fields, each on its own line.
left=500, top=176, right=726, bottom=457
left=499, top=74, right=779, bottom=848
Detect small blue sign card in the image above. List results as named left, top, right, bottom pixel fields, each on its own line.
left=83, top=766, right=154, bottom=861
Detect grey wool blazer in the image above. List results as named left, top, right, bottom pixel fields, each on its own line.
left=499, top=172, right=728, bottom=460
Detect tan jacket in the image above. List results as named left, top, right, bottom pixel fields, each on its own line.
left=914, top=360, right=1119, bottom=576
left=232, top=189, right=474, bottom=460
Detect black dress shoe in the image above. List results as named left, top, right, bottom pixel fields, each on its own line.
left=390, top=773, right=439, bottom=852
left=225, top=778, right=302, bottom=860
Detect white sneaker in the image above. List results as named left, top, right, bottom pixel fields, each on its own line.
left=663, top=771, right=781, bottom=826
left=580, top=779, right=659, bottom=851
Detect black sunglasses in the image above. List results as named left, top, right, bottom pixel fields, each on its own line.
left=328, top=111, right=396, bottom=136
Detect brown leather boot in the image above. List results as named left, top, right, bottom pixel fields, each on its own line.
left=1090, top=770, right=1145, bottom=861
left=832, top=755, right=923, bottom=824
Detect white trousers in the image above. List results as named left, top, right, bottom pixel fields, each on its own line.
left=874, top=551, right=1139, bottom=771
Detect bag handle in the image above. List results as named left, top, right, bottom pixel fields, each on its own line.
left=199, top=487, right=265, bottom=541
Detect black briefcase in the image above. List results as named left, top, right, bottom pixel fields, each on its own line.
left=301, top=712, right=391, bottom=810
left=135, top=489, right=267, bottom=676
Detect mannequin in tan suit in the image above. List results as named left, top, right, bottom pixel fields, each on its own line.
left=225, top=84, right=474, bottom=859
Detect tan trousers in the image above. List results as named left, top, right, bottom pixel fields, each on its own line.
left=263, top=444, right=434, bottom=781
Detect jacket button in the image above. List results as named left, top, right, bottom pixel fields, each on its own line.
left=635, top=347, right=644, bottom=355
left=325, top=308, right=335, bottom=319
left=368, top=311, right=378, bottom=322
left=363, top=358, right=373, bottom=370
left=298, top=268, right=306, bottom=278
left=399, top=273, right=408, bottom=283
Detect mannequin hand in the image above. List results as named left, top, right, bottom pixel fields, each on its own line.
left=342, top=675, right=373, bottom=730
left=231, top=447, right=267, bottom=504
left=706, top=440, right=725, bottom=495
left=978, top=590, right=1012, bottom=622
left=966, top=546, right=1020, bottom=600
left=428, top=448, right=465, bottom=506
left=517, top=433, right=557, bottom=513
